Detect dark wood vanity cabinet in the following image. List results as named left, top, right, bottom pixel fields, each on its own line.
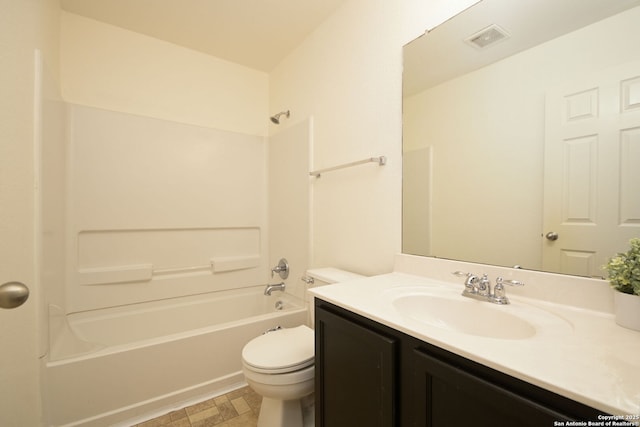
left=314, top=301, right=398, bottom=427
left=315, top=299, right=605, bottom=427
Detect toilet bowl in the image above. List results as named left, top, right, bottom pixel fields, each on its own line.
left=242, top=268, right=365, bottom=427
left=242, top=325, right=315, bottom=427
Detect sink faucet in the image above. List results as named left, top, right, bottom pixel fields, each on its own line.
left=452, top=271, right=524, bottom=304
left=463, top=273, right=479, bottom=293
left=264, top=282, right=285, bottom=296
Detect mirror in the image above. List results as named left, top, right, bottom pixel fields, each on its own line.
left=402, top=0, right=640, bottom=277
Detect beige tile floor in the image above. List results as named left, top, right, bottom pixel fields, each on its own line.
left=133, top=386, right=261, bottom=427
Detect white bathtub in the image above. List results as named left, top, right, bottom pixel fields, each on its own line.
left=43, top=286, right=307, bottom=426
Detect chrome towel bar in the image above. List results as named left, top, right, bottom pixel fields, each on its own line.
left=309, top=156, right=386, bottom=178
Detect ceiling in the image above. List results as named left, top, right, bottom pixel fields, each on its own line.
left=60, top=0, right=348, bottom=72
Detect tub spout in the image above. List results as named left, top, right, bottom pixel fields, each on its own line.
left=264, top=282, right=285, bottom=295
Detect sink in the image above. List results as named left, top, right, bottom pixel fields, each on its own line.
left=387, top=287, right=571, bottom=340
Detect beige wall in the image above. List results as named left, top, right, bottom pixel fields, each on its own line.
left=269, top=0, right=478, bottom=275
left=0, top=0, right=61, bottom=425
left=60, top=12, right=269, bottom=136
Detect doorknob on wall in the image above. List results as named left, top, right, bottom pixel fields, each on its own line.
left=0, top=281, right=30, bottom=309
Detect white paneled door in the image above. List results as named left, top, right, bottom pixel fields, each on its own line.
left=543, top=60, right=640, bottom=277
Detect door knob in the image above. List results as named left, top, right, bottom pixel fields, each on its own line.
left=0, top=281, right=30, bottom=309
left=545, top=232, right=559, bottom=241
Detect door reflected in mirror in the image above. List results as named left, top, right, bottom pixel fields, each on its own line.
left=402, top=0, right=640, bottom=277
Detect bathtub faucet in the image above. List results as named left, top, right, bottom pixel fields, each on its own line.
left=264, top=282, right=286, bottom=296
left=271, top=258, right=289, bottom=279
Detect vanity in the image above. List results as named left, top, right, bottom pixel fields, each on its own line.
left=310, top=255, right=640, bottom=427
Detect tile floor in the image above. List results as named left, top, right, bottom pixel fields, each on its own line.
left=133, top=386, right=261, bottom=427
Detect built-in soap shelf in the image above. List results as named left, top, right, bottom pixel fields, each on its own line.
left=77, top=255, right=261, bottom=286
left=75, top=227, right=262, bottom=286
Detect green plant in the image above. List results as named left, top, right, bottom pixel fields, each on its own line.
left=604, top=238, right=640, bottom=296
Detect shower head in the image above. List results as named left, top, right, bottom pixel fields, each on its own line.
left=270, top=110, right=290, bottom=124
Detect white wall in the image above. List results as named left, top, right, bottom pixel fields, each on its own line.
left=269, top=0, right=479, bottom=275
left=60, top=11, right=269, bottom=136
left=403, top=7, right=640, bottom=270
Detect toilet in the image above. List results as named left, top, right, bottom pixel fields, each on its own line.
left=241, top=268, right=363, bottom=427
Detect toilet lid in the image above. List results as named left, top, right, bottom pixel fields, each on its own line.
left=242, top=325, right=314, bottom=373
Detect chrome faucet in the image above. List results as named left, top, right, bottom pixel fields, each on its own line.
left=264, top=282, right=285, bottom=296
left=463, top=273, right=479, bottom=293
left=452, top=271, right=524, bottom=304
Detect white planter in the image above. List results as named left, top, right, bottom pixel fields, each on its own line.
left=614, top=291, right=640, bottom=332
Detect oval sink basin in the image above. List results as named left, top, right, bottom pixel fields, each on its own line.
left=387, top=286, right=572, bottom=340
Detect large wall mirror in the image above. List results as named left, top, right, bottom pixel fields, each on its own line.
left=403, top=0, right=640, bottom=277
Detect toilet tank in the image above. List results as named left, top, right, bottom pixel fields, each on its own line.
left=303, top=268, right=364, bottom=327
left=305, top=267, right=364, bottom=287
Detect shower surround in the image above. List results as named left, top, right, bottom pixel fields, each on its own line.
left=39, top=104, right=312, bottom=426
left=61, top=105, right=269, bottom=312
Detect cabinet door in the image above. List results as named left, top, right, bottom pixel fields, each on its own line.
left=411, top=348, right=569, bottom=427
left=316, top=304, right=398, bottom=427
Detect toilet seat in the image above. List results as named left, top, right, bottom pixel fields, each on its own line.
left=242, top=325, right=314, bottom=374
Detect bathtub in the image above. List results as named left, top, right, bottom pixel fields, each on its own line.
left=43, top=286, right=307, bottom=427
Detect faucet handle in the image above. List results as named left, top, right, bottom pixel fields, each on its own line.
left=492, top=277, right=524, bottom=304
left=452, top=271, right=477, bottom=283
left=271, top=258, right=289, bottom=279
left=495, top=277, right=524, bottom=287
left=452, top=271, right=469, bottom=277
left=453, top=271, right=479, bottom=293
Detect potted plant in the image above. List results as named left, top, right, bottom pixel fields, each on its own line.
left=604, top=238, right=640, bottom=331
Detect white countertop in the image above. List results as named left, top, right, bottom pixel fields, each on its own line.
left=310, top=256, right=640, bottom=418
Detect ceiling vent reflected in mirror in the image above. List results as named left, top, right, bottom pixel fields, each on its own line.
left=465, top=24, right=510, bottom=49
